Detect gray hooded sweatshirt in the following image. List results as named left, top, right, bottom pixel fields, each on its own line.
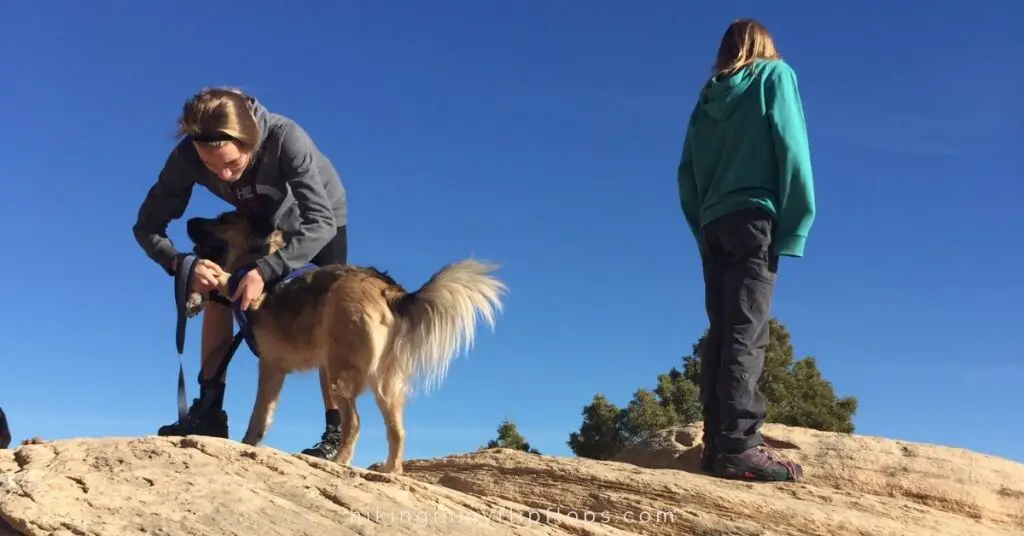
left=132, top=97, right=347, bottom=283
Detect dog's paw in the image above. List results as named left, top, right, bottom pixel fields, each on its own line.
left=185, top=292, right=207, bottom=317
left=367, top=461, right=402, bottom=474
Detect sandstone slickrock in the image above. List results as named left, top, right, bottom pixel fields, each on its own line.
left=405, top=423, right=1024, bottom=536
left=1, top=424, right=1023, bottom=536
left=0, top=436, right=631, bottom=536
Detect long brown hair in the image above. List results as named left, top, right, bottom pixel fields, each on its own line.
left=175, top=87, right=260, bottom=153
left=713, top=18, right=781, bottom=78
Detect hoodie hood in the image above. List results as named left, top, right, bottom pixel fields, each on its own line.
left=698, top=59, right=769, bottom=120
left=246, top=96, right=272, bottom=148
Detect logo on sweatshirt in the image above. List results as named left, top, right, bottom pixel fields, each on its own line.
left=234, top=185, right=255, bottom=200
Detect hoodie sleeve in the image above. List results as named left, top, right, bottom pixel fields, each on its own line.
left=765, top=61, right=816, bottom=257
left=677, top=103, right=702, bottom=244
left=254, top=123, right=337, bottom=283
left=133, top=146, right=195, bottom=275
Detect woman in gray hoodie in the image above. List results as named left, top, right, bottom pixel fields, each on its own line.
left=133, top=87, right=349, bottom=460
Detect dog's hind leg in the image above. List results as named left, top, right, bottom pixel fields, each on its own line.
left=330, top=370, right=364, bottom=466
left=373, top=372, right=407, bottom=474
left=241, top=359, right=286, bottom=446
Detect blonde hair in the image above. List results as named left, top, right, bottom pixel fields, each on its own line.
left=713, top=18, right=781, bottom=78
left=176, top=87, right=260, bottom=153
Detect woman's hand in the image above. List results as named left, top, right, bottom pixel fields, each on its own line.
left=190, top=259, right=228, bottom=293
left=231, top=268, right=265, bottom=311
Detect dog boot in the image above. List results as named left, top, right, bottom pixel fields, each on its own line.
left=300, top=423, right=343, bottom=459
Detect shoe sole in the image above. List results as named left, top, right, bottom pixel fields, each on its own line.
left=156, top=428, right=229, bottom=439
left=714, top=463, right=802, bottom=482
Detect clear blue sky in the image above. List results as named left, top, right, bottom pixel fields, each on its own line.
left=1, top=1, right=1021, bottom=467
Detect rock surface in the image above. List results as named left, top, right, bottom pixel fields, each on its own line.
left=2, top=424, right=1023, bottom=536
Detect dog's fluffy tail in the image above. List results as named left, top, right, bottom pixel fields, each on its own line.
left=388, top=259, right=506, bottom=394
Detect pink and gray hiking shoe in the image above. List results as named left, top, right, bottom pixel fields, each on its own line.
left=712, top=444, right=803, bottom=482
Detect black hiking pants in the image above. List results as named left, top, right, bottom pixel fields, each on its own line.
left=698, top=207, right=777, bottom=455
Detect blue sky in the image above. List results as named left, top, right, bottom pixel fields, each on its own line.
left=1, top=1, right=1021, bottom=467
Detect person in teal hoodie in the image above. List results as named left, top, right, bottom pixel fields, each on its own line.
left=676, top=18, right=815, bottom=482
left=0, top=406, right=10, bottom=449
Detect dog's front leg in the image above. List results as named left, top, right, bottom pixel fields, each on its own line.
left=210, top=277, right=267, bottom=311
left=241, top=359, right=286, bottom=446
left=212, top=272, right=232, bottom=298
left=247, top=292, right=268, bottom=311
left=184, top=292, right=208, bottom=317
left=185, top=269, right=232, bottom=317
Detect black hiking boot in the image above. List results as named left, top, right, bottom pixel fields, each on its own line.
left=712, top=444, right=803, bottom=482
left=157, top=382, right=229, bottom=439
left=300, top=424, right=343, bottom=459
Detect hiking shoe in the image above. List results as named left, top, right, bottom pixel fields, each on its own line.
left=157, top=398, right=229, bottom=439
left=713, top=444, right=803, bottom=482
left=300, top=424, right=343, bottom=459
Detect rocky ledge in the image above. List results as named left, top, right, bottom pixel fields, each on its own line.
left=1, top=423, right=1022, bottom=535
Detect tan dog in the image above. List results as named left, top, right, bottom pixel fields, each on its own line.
left=184, top=210, right=506, bottom=473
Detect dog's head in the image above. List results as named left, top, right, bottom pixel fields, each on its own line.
left=185, top=210, right=285, bottom=273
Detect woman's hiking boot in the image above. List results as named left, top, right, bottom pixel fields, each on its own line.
left=712, top=444, right=803, bottom=482
left=157, top=382, right=229, bottom=439
left=300, top=423, right=343, bottom=459
left=157, top=397, right=229, bottom=438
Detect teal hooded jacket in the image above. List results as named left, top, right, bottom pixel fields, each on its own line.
left=677, top=59, right=816, bottom=257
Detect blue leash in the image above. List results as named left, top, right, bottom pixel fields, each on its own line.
left=173, top=256, right=316, bottom=425
left=172, top=254, right=244, bottom=425
left=173, top=254, right=200, bottom=425
left=226, top=262, right=318, bottom=356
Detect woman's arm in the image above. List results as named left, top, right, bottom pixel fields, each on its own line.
left=677, top=102, right=702, bottom=245
left=133, top=145, right=196, bottom=275
left=766, top=60, right=816, bottom=258
left=254, top=123, right=337, bottom=283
